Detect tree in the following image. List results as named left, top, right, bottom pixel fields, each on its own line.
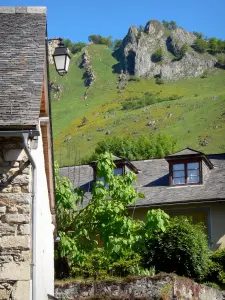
left=89, top=134, right=177, bottom=161
left=192, top=38, right=208, bottom=53
left=55, top=153, right=170, bottom=278
left=162, top=20, right=177, bottom=30
left=71, top=42, right=86, bottom=54
left=192, top=31, right=204, bottom=39
left=63, top=38, right=73, bottom=49
left=209, top=37, right=218, bottom=54
left=113, top=39, right=122, bottom=51
left=88, top=35, right=113, bottom=48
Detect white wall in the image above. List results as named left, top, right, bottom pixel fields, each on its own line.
left=31, top=129, right=54, bottom=299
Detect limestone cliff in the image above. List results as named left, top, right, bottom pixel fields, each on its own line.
left=120, top=20, right=217, bottom=81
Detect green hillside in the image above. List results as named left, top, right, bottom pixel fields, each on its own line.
left=51, top=44, right=225, bottom=166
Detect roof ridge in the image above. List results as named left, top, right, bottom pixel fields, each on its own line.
left=0, top=6, right=46, bottom=14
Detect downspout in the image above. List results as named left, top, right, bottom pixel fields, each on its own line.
left=22, top=133, right=37, bottom=300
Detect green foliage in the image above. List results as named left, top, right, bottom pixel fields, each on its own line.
left=63, top=39, right=86, bottom=54
left=193, top=38, right=208, bottom=53
left=55, top=161, right=75, bottom=210
left=179, top=43, right=188, bottom=58
left=143, top=216, right=211, bottom=281
left=63, top=38, right=73, bottom=49
left=137, top=25, right=144, bottom=40
left=90, top=134, right=177, bottom=161
left=216, top=53, right=225, bottom=66
left=121, top=93, right=180, bottom=110
left=71, top=42, right=86, bottom=54
left=151, top=48, right=163, bottom=62
left=55, top=153, right=171, bottom=279
left=51, top=44, right=225, bottom=165
left=88, top=35, right=113, bottom=47
left=203, top=282, right=221, bottom=290
left=209, top=37, right=218, bottom=54
left=155, top=77, right=164, bottom=84
left=162, top=20, right=177, bottom=30
left=112, top=39, right=122, bottom=51
left=206, top=248, right=225, bottom=284
left=201, top=69, right=209, bottom=78
left=70, top=249, right=142, bottom=279
left=192, top=31, right=204, bottom=39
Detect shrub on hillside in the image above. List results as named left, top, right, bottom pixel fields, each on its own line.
left=71, top=42, right=86, bottom=54
left=151, top=48, right=163, bottom=62
left=192, top=38, right=208, bottom=53
left=162, top=20, right=177, bottom=30
left=155, top=77, right=164, bottom=84
left=179, top=43, right=188, bottom=58
left=88, top=34, right=113, bottom=48
left=143, top=216, right=211, bottom=281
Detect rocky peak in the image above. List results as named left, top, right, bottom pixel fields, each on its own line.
left=119, top=20, right=217, bottom=81
left=169, top=27, right=196, bottom=56
left=144, top=20, right=166, bottom=39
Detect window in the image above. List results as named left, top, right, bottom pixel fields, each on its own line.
left=172, top=162, right=200, bottom=185
left=96, top=168, right=123, bottom=183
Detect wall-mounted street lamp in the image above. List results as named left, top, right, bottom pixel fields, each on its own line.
left=51, top=38, right=71, bottom=76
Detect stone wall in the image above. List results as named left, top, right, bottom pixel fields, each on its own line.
left=55, top=274, right=224, bottom=300
left=0, top=137, right=31, bottom=300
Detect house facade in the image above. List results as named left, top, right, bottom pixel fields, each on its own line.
left=0, top=7, right=55, bottom=300
left=61, top=148, right=225, bottom=251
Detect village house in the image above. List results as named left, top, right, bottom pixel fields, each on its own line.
left=60, top=148, right=225, bottom=251
left=0, top=6, right=55, bottom=300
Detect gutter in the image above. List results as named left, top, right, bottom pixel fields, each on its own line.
left=0, top=130, right=39, bottom=300
left=128, top=198, right=225, bottom=210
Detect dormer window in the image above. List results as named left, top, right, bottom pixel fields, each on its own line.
left=90, top=155, right=139, bottom=184
left=165, top=148, right=213, bottom=187
left=173, top=162, right=200, bottom=185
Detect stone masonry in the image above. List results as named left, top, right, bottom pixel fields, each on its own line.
left=0, top=137, right=31, bottom=300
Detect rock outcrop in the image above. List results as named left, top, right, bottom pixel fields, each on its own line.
left=81, top=50, right=95, bottom=87
left=120, top=20, right=217, bottom=81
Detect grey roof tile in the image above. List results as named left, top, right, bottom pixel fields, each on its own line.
left=60, top=153, right=225, bottom=208
left=0, top=7, right=46, bottom=127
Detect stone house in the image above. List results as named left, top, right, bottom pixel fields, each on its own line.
left=60, top=148, right=225, bottom=251
left=0, top=7, right=55, bottom=300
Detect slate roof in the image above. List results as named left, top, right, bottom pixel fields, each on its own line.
left=60, top=153, right=225, bottom=208
left=166, top=148, right=202, bottom=157
left=0, top=7, right=46, bottom=128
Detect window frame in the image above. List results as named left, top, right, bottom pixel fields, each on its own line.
left=169, top=159, right=202, bottom=186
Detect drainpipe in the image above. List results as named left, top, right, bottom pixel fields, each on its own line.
left=0, top=130, right=39, bottom=300
left=22, top=133, right=37, bottom=300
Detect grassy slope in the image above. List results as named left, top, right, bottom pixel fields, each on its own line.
left=51, top=45, right=225, bottom=166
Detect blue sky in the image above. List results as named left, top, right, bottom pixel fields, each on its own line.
left=2, top=0, right=225, bottom=42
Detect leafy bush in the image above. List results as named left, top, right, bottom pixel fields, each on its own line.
left=71, top=42, right=86, bottom=54
left=88, top=35, right=113, bottom=48
left=151, top=48, right=163, bottom=62
left=155, top=77, right=164, bottom=84
left=121, top=93, right=180, bottom=111
left=192, top=32, right=204, bottom=39
left=201, top=69, right=209, bottom=78
left=179, top=43, right=188, bottom=58
left=192, top=38, right=208, bottom=53
left=143, top=216, right=211, bottom=281
left=216, top=54, right=225, bottom=66
left=206, top=248, right=225, bottom=284
left=162, top=20, right=177, bottom=30
left=89, top=134, right=177, bottom=161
